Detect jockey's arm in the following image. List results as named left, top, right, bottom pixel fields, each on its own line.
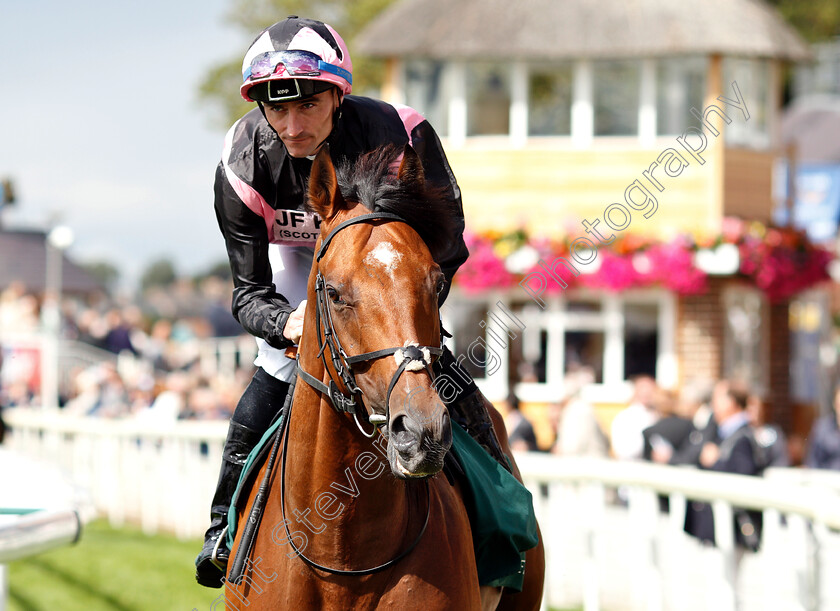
left=214, top=162, right=296, bottom=349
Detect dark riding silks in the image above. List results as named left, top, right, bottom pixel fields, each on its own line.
left=449, top=422, right=539, bottom=592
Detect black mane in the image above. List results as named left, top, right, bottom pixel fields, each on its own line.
left=331, top=145, right=458, bottom=261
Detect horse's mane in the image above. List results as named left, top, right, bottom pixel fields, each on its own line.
left=332, top=145, right=458, bottom=261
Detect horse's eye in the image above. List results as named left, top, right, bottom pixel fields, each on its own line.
left=435, top=277, right=446, bottom=295
left=327, top=286, right=344, bottom=304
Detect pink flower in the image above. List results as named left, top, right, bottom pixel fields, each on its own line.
left=453, top=226, right=831, bottom=302
left=738, top=240, right=833, bottom=303
left=647, top=242, right=708, bottom=295
left=584, top=252, right=645, bottom=292
left=456, top=232, right=514, bottom=293
left=721, top=217, right=744, bottom=243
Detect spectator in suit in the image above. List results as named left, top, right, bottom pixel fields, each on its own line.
left=684, top=380, right=763, bottom=551
left=669, top=379, right=718, bottom=467
left=642, top=388, right=694, bottom=464
left=501, top=392, right=539, bottom=452
left=805, top=384, right=840, bottom=470
left=103, top=309, right=139, bottom=356
left=748, top=391, right=789, bottom=468
left=641, top=388, right=693, bottom=512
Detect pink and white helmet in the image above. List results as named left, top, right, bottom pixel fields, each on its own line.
left=240, top=17, right=353, bottom=103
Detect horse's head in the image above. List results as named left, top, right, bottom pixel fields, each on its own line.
left=305, top=144, right=454, bottom=479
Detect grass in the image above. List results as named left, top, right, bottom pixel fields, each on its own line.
left=7, top=520, right=222, bottom=611
left=7, top=519, right=582, bottom=610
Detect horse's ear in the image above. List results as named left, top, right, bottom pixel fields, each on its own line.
left=308, top=145, right=346, bottom=220
left=397, top=143, right=425, bottom=189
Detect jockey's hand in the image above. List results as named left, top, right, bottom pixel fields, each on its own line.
left=283, top=300, right=307, bottom=345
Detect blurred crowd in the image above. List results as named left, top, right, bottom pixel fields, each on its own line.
left=5, top=274, right=840, bottom=481
left=496, top=371, right=840, bottom=549
left=0, top=279, right=254, bottom=425
left=495, top=371, right=821, bottom=467
left=6, top=270, right=840, bottom=554
left=497, top=371, right=840, bottom=471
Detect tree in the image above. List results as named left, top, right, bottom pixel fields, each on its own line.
left=193, top=260, right=234, bottom=283
left=199, top=0, right=396, bottom=128
left=80, top=261, right=120, bottom=294
left=767, top=0, right=840, bottom=43
left=140, top=259, right=177, bottom=291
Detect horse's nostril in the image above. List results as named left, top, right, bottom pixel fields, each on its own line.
left=391, top=414, right=420, bottom=453
left=391, top=413, right=407, bottom=435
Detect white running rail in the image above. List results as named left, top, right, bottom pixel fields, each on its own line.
left=7, top=408, right=840, bottom=611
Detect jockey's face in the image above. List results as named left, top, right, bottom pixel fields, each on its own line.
left=264, top=88, right=339, bottom=158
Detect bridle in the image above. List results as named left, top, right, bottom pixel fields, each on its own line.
left=279, top=210, right=444, bottom=576
left=295, top=211, right=443, bottom=438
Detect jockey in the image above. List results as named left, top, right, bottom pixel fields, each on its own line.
left=196, top=16, right=514, bottom=588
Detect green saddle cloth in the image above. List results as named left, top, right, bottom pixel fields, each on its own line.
left=226, top=418, right=539, bottom=591
left=449, top=422, right=539, bottom=591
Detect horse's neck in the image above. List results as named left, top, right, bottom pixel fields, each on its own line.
left=287, top=381, right=393, bottom=499
left=286, top=355, right=416, bottom=556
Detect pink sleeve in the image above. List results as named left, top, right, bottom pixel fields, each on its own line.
left=391, top=103, right=426, bottom=145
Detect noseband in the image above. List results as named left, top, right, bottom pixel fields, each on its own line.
left=295, top=211, right=443, bottom=437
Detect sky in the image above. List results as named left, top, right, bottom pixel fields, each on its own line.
left=0, top=0, right=250, bottom=289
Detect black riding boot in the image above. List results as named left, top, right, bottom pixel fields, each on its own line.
left=195, top=421, right=262, bottom=588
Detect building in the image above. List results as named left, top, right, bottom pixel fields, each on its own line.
left=0, top=227, right=101, bottom=296
left=778, top=39, right=840, bottom=422
left=357, top=0, right=825, bottom=446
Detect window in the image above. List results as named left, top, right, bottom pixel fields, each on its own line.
left=722, top=287, right=768, bottom=391
left=623, top=302, right=659, bottom=378
left=404, top=60, right=448, bottom=136
left=528, top=64, right=573, bottom=136
left=656, top=56, right=706, bottom=135
left=446, top=299, right=493, bottom=380
left=510, top=327, right=548, bottom=384
left=789, top=291, right=831, bottom=406
left=722, top=57, right=771, bottom=149
left=452, top=292, right=673, bottom=402
left=565, top=331, right=605, bottom=383
left=465, top=63, right=511, bottom=136
left=593, top=60, right=640, bottom=136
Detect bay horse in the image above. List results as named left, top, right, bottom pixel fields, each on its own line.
left=224, top=144, right=544, bottom=610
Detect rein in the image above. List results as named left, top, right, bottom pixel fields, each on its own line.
left=281, top=211, right=440, bottom=576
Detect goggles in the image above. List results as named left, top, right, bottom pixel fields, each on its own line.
left=243, top=50, right=352, bottom=85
